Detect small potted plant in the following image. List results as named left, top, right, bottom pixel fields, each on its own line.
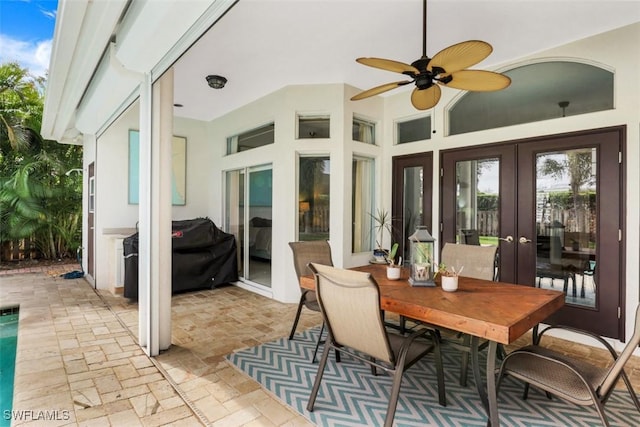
left=386, top=243, right=401, bottom=280
left=370, top=208, right=393, bottom=263
left=436, top=263, right=463, bottom=292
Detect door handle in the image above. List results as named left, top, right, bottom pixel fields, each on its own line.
left=499, top=235, right=513, bottom=243
left=519, top=237, right=532, bottom=244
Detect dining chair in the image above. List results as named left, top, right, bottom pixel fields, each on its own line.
left=581, top=259, right=597, bottom=297
left=496, top=305, right=640, bottom=426
left=306, top=263, right=446, bottom=427
left=288, top=240, right=334, bottom=363
left=440, top=242, right=501, bottom=386
left=441, top=242, right=497, bottom=281
left=460, top=229, right=481, bottom=245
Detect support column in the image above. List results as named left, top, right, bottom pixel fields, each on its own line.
left=138, top=73, right=152, bottom=352
left=152, top=69, right=173, bottom=352
left=138, top=70, right=173, bottom=356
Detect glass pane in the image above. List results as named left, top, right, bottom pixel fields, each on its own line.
left=352, top=157, right=374, bottom=252
left=397, top=116, right=431, bottom=144
left=455, top=159, right=500, bottom=245
left=88, top=177, right=95, bottom=212
left=298, top=116, right=330, bottom=139
left=401, top=166, right=423, bottom=264
left=299, top=157, right=330, bottom=241
left=449, top=61, right=614, bottom=135
left=535, top=149, right=596, bottom=308
left=225, top=170, right=244, bottom=279
left=247, top=167, right=272, bottom=287
left=226, top=123, right=275, bottom=154
left=353, top=117, right=375, bottom=144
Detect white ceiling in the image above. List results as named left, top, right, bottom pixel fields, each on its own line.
left=172, top=0, right=640, bottom=122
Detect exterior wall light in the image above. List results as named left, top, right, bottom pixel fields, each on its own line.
left=206, top=75, right=227, bottom=89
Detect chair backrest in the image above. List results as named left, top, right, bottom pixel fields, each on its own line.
left=600, top=304, right=640, bottom=395
left=288, top=240, right=333, bottom=283
left=441, top=243, right=498, bottom=281
left=461, top=229, right=480, bottom=245
left=309, top=263, right=394, bottom=364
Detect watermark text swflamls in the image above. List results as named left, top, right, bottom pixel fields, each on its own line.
left=3, top=409, right=71, bottom=421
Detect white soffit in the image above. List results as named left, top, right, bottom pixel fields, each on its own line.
left=173, top=0, right=640, bottom=122
left=114, top=0, right=217, bottom=73
left=42, top=0, right=129, bottom=141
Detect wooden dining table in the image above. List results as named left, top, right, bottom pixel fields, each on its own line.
left=300, top=264, right=565, bottom=426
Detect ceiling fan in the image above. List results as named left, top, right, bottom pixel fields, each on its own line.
left=351, top=0, right=511, bottom=110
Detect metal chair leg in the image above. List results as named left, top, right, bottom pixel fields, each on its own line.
left=312, top=322, right=325, bottom=363
left=288, top=295, right=305, bottom=340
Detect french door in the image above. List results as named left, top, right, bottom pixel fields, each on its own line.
left=440, top=127, right=625, bottom=339
left=392, top=153, right=433, bottom=265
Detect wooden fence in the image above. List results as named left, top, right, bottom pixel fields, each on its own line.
left=1, top=238, right=41, bottom=262
left=462, top=208, right=595, bottom=237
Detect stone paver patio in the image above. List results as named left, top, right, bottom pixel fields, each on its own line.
left=1, top=267, right=638, bottom=426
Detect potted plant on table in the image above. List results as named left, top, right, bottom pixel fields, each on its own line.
left=386, top=243, right=402, bottom=280
left=370, top=208, right=394, bottom=264
left=436, top=263, right=463, bottom=292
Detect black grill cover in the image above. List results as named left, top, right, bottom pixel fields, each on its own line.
left=123, top=218, right=238, bottom=299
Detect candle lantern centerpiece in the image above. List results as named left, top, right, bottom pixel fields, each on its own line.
left=408, top=226, right=436, bottom=287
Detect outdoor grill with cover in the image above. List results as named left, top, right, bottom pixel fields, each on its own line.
left=123, top=218, right=238, bottom=299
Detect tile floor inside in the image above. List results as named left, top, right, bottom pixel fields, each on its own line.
left=1, top=268, right=638, bottom=426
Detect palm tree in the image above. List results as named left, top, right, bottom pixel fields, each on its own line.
left=0, top=62, right=43, bottom=151
left=539, top=150, right=594, bottom=231
left=1, top=62, right=83, bottom=261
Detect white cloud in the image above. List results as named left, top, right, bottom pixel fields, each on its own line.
left=0, top=34, right=52, bottom=78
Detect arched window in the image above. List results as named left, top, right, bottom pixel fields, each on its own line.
left=448, top=61, right=614, bottom=135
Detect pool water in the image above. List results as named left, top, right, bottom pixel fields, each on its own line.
left=0, top=312, right=18, bottom=427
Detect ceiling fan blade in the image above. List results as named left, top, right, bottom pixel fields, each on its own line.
left=351, top=81, right=412, bottom=101
left=356, top=57, right=419, bottom=75
left=428, top=40, right=493, bottom=74
left=440, top=70, right=511, bottom=91
left=410, top=85, right=441, bottom=110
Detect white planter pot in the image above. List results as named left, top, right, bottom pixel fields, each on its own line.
left=441, top=275, right=459, bottom=292
left=386, top=266, right=401, bottom=280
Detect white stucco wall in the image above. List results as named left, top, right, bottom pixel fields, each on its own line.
left=207, top=83, right=387, bottom=303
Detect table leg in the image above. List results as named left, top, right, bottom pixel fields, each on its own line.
left=471, top=337, right=500, bottom=426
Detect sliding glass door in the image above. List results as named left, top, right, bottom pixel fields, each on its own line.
left=225, top=164, right=273, bottom=288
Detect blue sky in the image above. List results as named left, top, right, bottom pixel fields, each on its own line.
left=0, top=0, right=58, bottom=78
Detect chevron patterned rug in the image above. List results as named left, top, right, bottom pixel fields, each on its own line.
left=226, top=327, right=637, bottom=426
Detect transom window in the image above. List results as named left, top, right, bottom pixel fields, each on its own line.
left=226, top=123, right=275, bottom=154
left=449, top=61, right=614, bottom=135
left=396, top=116, right=431, bottom=144
left=298, top=115, right=330, bottom=139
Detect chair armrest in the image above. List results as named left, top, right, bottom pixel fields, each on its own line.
left=396, top=328, right=437, bottom=357
left=538, top=325, right=620, bottom=361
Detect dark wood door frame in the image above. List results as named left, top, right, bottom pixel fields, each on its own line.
left=440, top=144, right=517, bottom=281
left=392, top=152, right=433, bottom=262
left=516, top=127, right=625, bottom=339
left=439, top=126, right=626, bottom=340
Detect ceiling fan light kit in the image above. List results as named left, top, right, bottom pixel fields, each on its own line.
left=351, top=0, right=511, bottom=110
